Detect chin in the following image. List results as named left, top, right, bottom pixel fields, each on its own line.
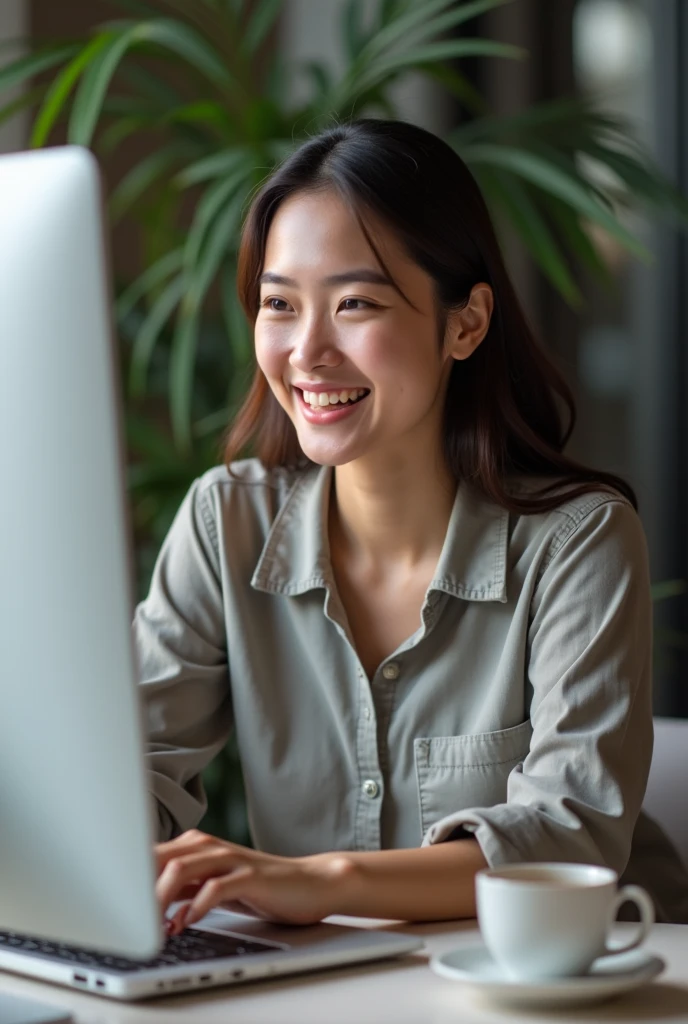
left=297, top=441, right=363, bottom=468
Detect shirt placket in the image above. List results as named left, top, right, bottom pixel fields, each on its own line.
left=323, top=580, right=448, bottom=851
left=354, top=663, right=384, bottom=850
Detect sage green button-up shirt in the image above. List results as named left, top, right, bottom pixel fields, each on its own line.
left=135, top=459, right=688, bottom=922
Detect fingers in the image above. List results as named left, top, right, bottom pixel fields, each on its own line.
left=165, top=902, right=191, bottom=937
left=155, top=829, right=225, bottom=874
left=184, top=867, right=256, bottom=927
left=156, top=847, right=246, bottom=918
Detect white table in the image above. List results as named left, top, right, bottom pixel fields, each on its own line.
left=1, top=918, right=688, bottom=1024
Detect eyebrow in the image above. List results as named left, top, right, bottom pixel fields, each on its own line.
left=258, top=269, right=394, bottom=288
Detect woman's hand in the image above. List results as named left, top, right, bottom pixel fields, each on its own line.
left=155, top=830, right=352, bottom=934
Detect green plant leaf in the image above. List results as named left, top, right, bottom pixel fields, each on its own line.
left=117, top=247, right=184, bottom=320
left=360, top=0, right=511, bottom=61
left=184, top=163, right=251, bottom=269
left=462, top=143, right=650, bottom=261
left=77, top=17, right=242, bottom=147
left=173, top=193, right=246, bottom=446
left=129, top=273, right=186, bottom=396
left=223, top=269, right=252, bottom=362
left=0, top=85, right=44, bottom=130
left=342, top=0, right=366, bottom=63
left=301, top=61, right=333, bottom=101
left=0, top=42, right=80, bottom=95
left=222, top=264, right=253, bottom=405
left=175, top=146, right=250, bottom=188
left=583, top=142, right=688, bottom=223
left=127, top=461, right=192, bottom=489
left=31, top=32, right=113, bottom=147
left=530, top=140, right=616, bottom=212
left=388, top=0, right=516, bottom=56
left=651, top=580, right=687, bottom=602
left=162, top=99, right=232, bottom=135
left=350, top=39, right=525, bottom=100
left=377, top=0, right=407, bottom=29
left=417, top=62, right=487, bottom=115
left=68, top=17, right=242, bottom=146
left=110, top=144, right=189, bottom=222
left=542, top=194, right=613, bottom=286
left=117, top=62, right=183, bottom=109
left=368, top=37, right=525, bottom=76
left=126, top=411, right=178, bottom=464
left=98, top=112, right=155, bottom=155
left=452, top=94, right=624, bottom=148
left=186, top=192, right=246, bottom=313
left=193, top=406, right=231, bottom=439
left=169, top=309, right=200, bottom=450
left=243, top=0, right=282, bottom=54
left=484, top=168, right=582, bottom=305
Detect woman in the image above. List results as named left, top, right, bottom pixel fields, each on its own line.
left=139, top=118, right=688, bottom=935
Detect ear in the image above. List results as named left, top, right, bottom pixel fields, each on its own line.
left=443, top=283, right=494, bottom=361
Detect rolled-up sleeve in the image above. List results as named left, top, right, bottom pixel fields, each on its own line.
left=134, top=478, right=232, bottom=840
left=422, top=499, right=653, bottom=874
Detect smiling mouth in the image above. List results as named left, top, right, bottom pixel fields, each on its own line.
left=296, top=387, right=370, bottom=409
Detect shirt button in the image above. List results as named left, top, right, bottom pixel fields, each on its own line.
left=362, top=779, right=380, bottom=799
left=364, top=706, right=371, bottom=720
left=382, top=662, right=400, bottom=680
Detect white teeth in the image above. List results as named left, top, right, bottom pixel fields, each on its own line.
left=301, top=387, right=367, bottom=408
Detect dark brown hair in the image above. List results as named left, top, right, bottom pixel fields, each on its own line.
left=225, top=118, right=636, bottom=513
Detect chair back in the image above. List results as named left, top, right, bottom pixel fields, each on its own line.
left=644, top=716, right=688, bottom=868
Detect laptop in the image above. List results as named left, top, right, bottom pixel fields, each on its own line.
left=0, top=146, right=422, bottom=1007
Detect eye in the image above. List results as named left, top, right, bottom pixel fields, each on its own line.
left=339, top=297, right=374, bottom=311
left=260, top=297, right=291, bottom=312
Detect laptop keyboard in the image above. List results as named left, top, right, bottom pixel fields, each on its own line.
left=0, top=927, right=276, bottom=973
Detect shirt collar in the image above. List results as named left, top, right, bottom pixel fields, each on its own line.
left=251, top=464, right=508, bottom=602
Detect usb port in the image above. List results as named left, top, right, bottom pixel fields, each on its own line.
left=73, top=973, right=87, bottom=984
left=199, top=974, right=212, bottom=982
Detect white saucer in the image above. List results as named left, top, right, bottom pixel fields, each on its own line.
left=430, top=942, right=665, bottom=1008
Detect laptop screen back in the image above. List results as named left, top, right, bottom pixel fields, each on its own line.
left=0, top=147, right=160, bottom=958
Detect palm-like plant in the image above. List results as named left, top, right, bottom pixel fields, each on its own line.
left=3, top=0, right=686, bottom=838
left=2, top=0, right=688, bottom=570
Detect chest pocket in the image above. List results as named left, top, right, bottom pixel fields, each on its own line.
left=414, top=719, right=533, bottom=838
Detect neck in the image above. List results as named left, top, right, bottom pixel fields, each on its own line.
left=329, top=437, right=456, bottom=573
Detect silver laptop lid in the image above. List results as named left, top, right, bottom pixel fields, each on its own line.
left=0, top=146, right=160, bottom=958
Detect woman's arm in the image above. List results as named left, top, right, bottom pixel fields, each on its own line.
left=311, top=839, right=488, bottom=920
left=136, top=476, right=232, bottom=840
left=156, top=830, right=486, bottom=932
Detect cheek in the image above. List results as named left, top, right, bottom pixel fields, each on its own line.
left=254, top=323, right=288, bottom=380
left=359, top=323, right=441, bottom=393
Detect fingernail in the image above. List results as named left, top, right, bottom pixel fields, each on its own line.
left=172, top=906, right=189, bottom=935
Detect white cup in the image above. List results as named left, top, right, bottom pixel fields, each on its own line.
left=476, top=862, right=655, bottom=982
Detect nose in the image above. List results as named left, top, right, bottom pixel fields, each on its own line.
left=288, top=315, right=342, bottom=373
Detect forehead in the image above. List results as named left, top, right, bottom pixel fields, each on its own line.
left=262, top=189, right=407, bottom=277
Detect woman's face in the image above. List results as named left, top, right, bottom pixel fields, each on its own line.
left=254, top=189, right=454, bottom=469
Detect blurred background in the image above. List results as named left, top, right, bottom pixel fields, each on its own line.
left=1, top=0, right=686, bottom=837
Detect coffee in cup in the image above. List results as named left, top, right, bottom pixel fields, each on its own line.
left=476, top=863, right=654, bottom=981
